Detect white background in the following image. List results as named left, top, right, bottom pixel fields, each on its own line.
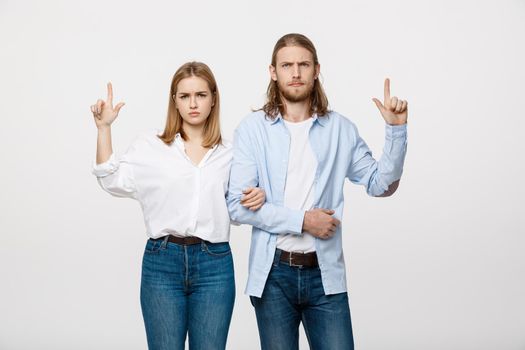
left=1, top=0, right=524, bottom=349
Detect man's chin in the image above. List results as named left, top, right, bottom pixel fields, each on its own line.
left=281, top=91, right=311, bottom=103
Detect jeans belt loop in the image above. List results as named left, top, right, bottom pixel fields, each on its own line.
left=273, top=248, right=282, bottom=267
left=161, top=235, right=169, bottom=248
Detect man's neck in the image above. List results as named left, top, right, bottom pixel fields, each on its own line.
left=282, top=99, right=312, bottom=122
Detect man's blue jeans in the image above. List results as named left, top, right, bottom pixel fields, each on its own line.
left=250, top=249, right=354, bottom=350
left=140, top=237, right=235, bottom=350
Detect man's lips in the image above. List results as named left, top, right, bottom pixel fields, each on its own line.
left=288, top=82, right=304, bottom=87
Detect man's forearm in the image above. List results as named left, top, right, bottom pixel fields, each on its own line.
left=228, top=194, right=304, bottom=235
left=376, top=179, right=400, bottom=197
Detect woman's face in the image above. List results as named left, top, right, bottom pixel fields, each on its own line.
left=174, top=76, right=214, bottom=128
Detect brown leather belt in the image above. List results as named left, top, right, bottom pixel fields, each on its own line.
left=152, top=235, right=204, bottom=245
left=279, top=250, right=319, bottom=268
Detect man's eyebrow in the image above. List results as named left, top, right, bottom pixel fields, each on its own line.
left=278, top=60, right=312, bottom=65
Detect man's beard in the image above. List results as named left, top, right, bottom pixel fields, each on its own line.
left=278, top=80, right=314, bottom=103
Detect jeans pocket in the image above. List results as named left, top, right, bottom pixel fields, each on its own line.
left=202, top=242, right=231, bottom=257
left=144, top=239, right=163, bottom=254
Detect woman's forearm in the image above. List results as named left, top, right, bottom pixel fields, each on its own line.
left=96, top=126, right=113, bottom=164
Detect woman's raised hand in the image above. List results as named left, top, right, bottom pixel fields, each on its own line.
left=90, top=82, right=125, bottom=129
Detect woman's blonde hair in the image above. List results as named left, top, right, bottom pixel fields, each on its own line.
left=260, top=33, right=329, bottom=119
left=158, top=61, right=221, bottom=148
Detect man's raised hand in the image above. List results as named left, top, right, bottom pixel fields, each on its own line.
left=372, top=78, right=408, bottom=126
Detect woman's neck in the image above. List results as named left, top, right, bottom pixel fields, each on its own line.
left=182, top=122, right=205, bottom=145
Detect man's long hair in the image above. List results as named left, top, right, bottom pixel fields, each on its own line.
left=260, top=33, right=329, bottom=119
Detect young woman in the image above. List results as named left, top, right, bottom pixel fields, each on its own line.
left=91, top=62, right=264, bottom=350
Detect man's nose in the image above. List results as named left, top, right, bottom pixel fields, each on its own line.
left=292, top=64, right=300, bottom=78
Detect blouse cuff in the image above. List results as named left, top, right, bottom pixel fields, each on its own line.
left=92, top=153, right=119, bottom=177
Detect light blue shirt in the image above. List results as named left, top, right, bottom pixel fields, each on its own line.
left=227, top=110, right=408, bottom=297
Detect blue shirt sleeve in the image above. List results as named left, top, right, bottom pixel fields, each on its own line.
left=347, top=123, right=407, bottom=196
left=227, top=122, right=304, bottom=235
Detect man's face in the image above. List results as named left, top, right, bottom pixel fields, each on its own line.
left=270, top=45, right=320, bottom=103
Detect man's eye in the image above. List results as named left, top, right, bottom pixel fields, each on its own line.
left=282, top=63, right=290, bottom=68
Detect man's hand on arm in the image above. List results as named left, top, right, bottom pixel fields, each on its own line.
left=303, top=208, right=340, bottom=240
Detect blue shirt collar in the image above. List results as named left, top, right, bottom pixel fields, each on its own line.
left=267, top=112, right=328, bottom=127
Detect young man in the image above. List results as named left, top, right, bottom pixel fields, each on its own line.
left=227, top=33, right=408, bottom=349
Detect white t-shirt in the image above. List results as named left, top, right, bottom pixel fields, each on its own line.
left=93, top=131, right=232, bottom=243
left=276, top=118, right=318, bottom=253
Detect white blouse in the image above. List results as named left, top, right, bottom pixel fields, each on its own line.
left=93, top=131, right=233, bottom=242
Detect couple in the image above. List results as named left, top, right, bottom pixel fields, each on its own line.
left=91, top=33, right=408, bottom=350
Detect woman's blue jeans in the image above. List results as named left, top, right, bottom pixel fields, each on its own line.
left=140, top=237, right=235, bottom=350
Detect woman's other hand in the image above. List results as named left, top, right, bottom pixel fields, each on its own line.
left=241, top=187, right=266, bottom=211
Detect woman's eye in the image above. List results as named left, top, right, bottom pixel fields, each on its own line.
left=179, top=95, right=188, bottom=99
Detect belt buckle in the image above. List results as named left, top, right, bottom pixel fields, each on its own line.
left=288, top=253, right=303, bottom=268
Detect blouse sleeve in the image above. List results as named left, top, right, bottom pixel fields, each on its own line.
left=92, top=145, right=138, bottom=200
